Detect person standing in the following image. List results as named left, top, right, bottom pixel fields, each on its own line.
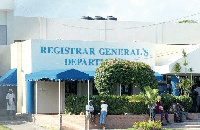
left=100, top=100, right=108, bottom=129
left=6, top=89, right=16, bottom=120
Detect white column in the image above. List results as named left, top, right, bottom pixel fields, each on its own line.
left=59, top=79, right=61, bottom=130
left=36, top=81, right=38, bottom=114
left=87, top=80, right=90, bottom=130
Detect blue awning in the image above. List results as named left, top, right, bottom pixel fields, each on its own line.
left=154, top=72, right=163, bottom=81
left=0, top=68, right=17, bottom=86
left=25, top=69, right=90, bottom=81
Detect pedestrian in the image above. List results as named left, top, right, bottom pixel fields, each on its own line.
left=88, top=100, right=97, bottom=125
left=155, top=101, right=170, bottom=125
left=6, top=89, right=16, bottom=120
left=100, top=100, right=108, bottom=129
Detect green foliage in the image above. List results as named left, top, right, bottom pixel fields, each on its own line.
left=65, top=94, right=193, bottom=115
left=160, top=93, right=176, bottom=111
left=172, top=62, right=181, bottom=73
left=177, top=95, right=193, bottom=112
left=176, top=78, right=193, bottom=96
left=94, top=59, right=158, bottom=95
left=178, top=20, right=198, bottom=23
left=129, top=86, right=161, bottom=120
left=0, top=124, right=11, bottom=130
left=188, top=68, right=194, bottom=72
left=160, top=93, right=193, bottom=112
left=133, top=120, right=162, bottom=130
left=65, top=95, right=147, bottom=115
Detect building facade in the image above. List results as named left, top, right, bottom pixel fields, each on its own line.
left=1, top=0, right=200, bottom=114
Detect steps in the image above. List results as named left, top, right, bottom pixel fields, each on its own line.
left=162, top=119, right=200, bottom=129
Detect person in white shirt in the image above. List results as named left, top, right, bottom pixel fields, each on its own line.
left=88, top=100, right=96, bottom=124
left=6, top=89, right=16, bottom=120
left=100, top=100, right=108, bottom=129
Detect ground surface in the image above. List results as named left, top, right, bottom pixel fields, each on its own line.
left=1, top=114, right=200, bottom=130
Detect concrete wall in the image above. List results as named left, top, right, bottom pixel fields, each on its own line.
left=30, top=39, right=155, bottom=72
left=10, top=43, right=17, bottom=68
left=0, top=0, right=14, bottom=10
left=0, top=45, right=11, bottom=76
left=36, top=81, right=65, bottom=113
left=169, top=46, right=200, bottom=73
left=0, top=10, right=14, bottom=45
left=13, top=16, right=200, bottom=45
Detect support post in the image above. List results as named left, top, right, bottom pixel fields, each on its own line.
left=59, top=79, right=61, bottom=130
left=36, top=81, right=38, bottom=114
left=87, top=80, right=90, bottom=130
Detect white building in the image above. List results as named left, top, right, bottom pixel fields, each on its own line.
left=1, top=0, right=200, bottom=114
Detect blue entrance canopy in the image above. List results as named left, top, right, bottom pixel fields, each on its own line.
left=154, top=72, right=163, bottom=81
left=0, top=68, right=17, bottom=86
left=25, top=69, right=90, bottom=81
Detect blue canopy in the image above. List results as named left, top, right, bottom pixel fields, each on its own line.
left=154, top=72, right=163, bottom=81
left=0, top=68, right=17, bottom=86
left=25, top=69, right=90, bottom=81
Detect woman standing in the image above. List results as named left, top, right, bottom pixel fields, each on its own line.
left=100, top=100, right=108, bottom=129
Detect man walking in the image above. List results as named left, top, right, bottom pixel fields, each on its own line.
left=6, top=89, right=16, bottom=120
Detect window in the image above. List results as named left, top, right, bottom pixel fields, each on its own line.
left=121, top=84, right=132, bottom=95
left=65, top=81, right=77, bottom=95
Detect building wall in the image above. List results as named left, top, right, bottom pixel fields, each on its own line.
left=13, top=16, right=200, bottom=45
left=0, top=10, right=14, bottom=45
left=10, top=42, right=17, bottom=68
left=30, top=39, right=155, bottom=73
left=169, top=46, right=200, bottom=73
left=0, top=0, right=14, bottom=10
left=0, top=45, right=11, bottom=76
left=36, top=81, right=65, bottom=113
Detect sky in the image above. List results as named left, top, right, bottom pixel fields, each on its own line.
left=14, top=0, right=200, bottom=22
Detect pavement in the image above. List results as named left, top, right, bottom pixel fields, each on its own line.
left=162, top=118, right=200, bottom=130
left=1, top=114, right=200, bottom=130
left=0, top=114, right=47, bottom=130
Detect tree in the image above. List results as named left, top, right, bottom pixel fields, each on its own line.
left=172, top=62, right=181, bottom=73
left=129, top=86, right=161, bottom=120
left=182, top=49, right=188, bottom=73
left=94, top=59, right=158, bottom=95
left=176, top=78, right=193, bottom=96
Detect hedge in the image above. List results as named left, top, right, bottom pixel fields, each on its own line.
left=161, top=93, right=193, bottom=112
left=65, top=95, right=147, bottom=115
left=65, top=94, right=193, bottom=115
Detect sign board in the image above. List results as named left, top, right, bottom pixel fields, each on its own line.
left=31, top=39, right=155, bottom=72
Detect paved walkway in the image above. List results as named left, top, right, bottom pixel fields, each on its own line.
left=162, top=118, right=200, bottom=130
left=0, top=115, right=47, bottom=130
left=1, top=114, right=200, bottom=130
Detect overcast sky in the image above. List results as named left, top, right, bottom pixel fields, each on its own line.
left=14, top=0, right=200, bottom=22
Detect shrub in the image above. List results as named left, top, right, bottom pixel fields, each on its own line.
left=160, top=93, right=193, bottom=112
left=65, top=94, right=193, bottom=115
left=94, top=59, right=158, bottom=95
left=177, top=95, right=193, bottom=111
left=65, top=95, right=147, bottom=115
left=160, top=93, right=176, bottom=111
left=133, top=120, right=162, bottom=130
